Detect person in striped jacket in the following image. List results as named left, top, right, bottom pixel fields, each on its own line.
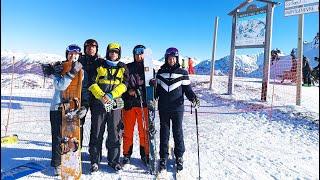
left=155, top=47, right=200, bottom=172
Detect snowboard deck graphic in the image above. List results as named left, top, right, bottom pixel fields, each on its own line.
left=60, top=65, right=83, bottom=180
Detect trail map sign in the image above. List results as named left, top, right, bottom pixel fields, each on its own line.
left=236, top=9, right=267, bottom=47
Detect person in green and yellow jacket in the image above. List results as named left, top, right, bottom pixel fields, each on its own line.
left=88, top=42, right=129, bottom=173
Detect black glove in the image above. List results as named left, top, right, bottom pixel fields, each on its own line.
left=53, top=62, right=64, bottom=75
left=67, top=61, right=82, bottom=78
left=149, top=78, right=157, bottom=87
left=191, top=97, right=200, bottom=109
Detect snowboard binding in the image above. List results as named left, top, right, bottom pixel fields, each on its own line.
left=60, top=136, right=79, bottom=154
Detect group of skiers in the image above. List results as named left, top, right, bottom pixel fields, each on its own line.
left=48, top=39, right=200, bottom=176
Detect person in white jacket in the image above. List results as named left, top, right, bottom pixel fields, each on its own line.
left=48, top=44, right=83, bottom=176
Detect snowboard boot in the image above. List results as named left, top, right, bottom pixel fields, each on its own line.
left=90, top=163, right=99, bottom=173
left=176, top=157, right=183, bottom=171
left=159, top=158, right=167, bottom=172
left=122, top=155, right=131, bottom=165
left=53, top=165, right=61, bottom=176
left=108, top=162, right=122, bottom=172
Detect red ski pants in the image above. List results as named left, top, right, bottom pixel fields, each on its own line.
left=122, top=107, right=149, bottom=157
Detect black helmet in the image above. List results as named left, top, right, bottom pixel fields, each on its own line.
left=84, top=39, right=98, bottom=55
left=133, top=45, right=146, bottom=54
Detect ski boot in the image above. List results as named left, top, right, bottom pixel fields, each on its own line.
left=176, top=157, right=183, bottom=171
left=90, top=163, right=99, bottom=173
left=122, top=155, right=131, bottom=165
left=159, top=158, right=167, bottom=172
left=54, top=165, right=61, bottom=176
left=108, top=162, right=122, bottom=172
left=141, top=155, right=149, bottom=165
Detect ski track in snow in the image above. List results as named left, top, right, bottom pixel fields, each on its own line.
left=1, top=76, right=319, bottom=180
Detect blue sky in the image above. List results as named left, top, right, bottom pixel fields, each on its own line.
left=1, top=0, right=319, bottom=61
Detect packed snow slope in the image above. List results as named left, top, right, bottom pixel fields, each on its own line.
left=1, top=75, right=318, bottom=180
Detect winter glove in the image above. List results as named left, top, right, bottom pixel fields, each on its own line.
left=128, top=89, right=137, bottom=97
left=53, top=62, right=64, bottom=75
left=113, top=98, right=124, bottom=110
left=191, top=97, right=200, bottom=109
left=67, top=61, right=83, bottom=78
left=101, top=93, right=113, bottom=104
left=148, top=99, right=158, bottom=111
left=149, top=78, right=157, bottom=87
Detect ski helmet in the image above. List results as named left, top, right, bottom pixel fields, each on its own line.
left=165, top=47, right=179, bottom=63
left=106, top=42, right=121, bottom=60
left=84, top=39, right=98, bottom=55
left=65, top=44, right=81, bottom=59
left=133, top=45, right=146, bottom=55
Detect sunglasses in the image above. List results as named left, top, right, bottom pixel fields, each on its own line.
left=133, top=47, right=145, bottom=55
left=109, top=49, right=119, bottom=54
left=67, top=45, right=81, bottom=53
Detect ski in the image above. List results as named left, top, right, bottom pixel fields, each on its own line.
left=142, top=48, right=158, bottom=176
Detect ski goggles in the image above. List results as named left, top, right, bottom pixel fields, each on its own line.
left=84, top=41, right=97, bottom=47
left=66, top=44, right=81, bottom=53
left=109, top=49, right=120, bottom=54
left=133, top=47, right=145, bottom=55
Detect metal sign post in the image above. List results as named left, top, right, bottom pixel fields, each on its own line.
left=209, top=17, right=219, bottom=90
left=284, top=0, right=319, bottom=105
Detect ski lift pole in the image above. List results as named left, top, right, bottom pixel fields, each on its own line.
left=5, top=56, right=15, bottom=136
left=195, top=107, right=201, bottom=179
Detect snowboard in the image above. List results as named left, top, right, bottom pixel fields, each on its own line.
left=59, top=61, right=83, bottom=180
left=143, top=48, right=158, bottom=175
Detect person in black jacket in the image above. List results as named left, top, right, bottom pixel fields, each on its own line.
left=78, top=39, right=104, bottom=147
left=302, top=56, right=313, bottom=86
left=155, top=47, right=200, bottom=172
left=122, top=45, right=150, bottom=166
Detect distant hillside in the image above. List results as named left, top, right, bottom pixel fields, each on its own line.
left=195, top=38, right=319, bottom=77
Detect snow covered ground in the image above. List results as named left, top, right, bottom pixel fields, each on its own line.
left=1, top=75, right=319, bottom=179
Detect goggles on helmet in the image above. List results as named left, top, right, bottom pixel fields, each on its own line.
left=165, top=47, right=179, bottom=57
left=84, top=41, right=97, bottom=47
left=66, top=44, right=81, bottom=53
left=133, top=47, right=145, bottom=55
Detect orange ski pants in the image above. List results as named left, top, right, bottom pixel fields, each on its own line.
left=122, top=107, right=149, bottom=157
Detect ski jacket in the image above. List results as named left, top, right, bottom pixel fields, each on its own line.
left=50, top=69, right=84, bottom=111
left=89, top=60, right=129, bottom=100
left=122, top=61, right=147, bottom=110
left=156, top=63, right=196, bottom=112
left=79, top=55, right=104, bottom=106
left=78, top=54, right=104, bottom=87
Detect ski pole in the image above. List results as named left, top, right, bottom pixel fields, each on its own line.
left=195, top=108, right=201, bottom=179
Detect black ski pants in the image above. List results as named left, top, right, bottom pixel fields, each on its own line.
left=50, top=110, right=62, bottom=167
left=89, top=101, right=124, bottom=165
left=159, top=110, right=185, bottom=159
